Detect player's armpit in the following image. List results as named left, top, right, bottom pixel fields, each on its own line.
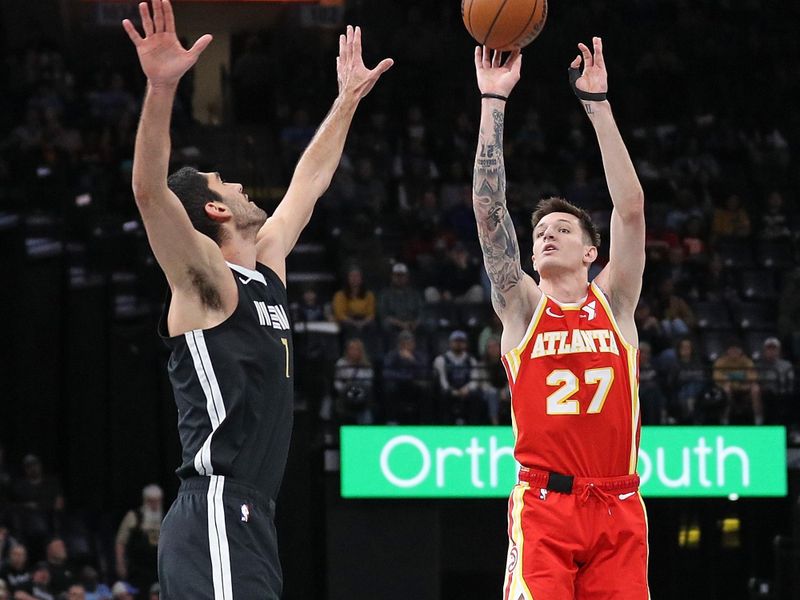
left=137, top=187, right=232, bottom=298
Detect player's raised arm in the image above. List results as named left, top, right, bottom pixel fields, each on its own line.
left=472, top=47, right=539, bottom=349
left=572, top=38, right=645, bottom=341
left=123, top=1, right=223, bottom=291
left=257, top=26, right=393, bottom=263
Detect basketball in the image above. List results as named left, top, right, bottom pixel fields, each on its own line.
left=462, top=0, right=548, bottom=51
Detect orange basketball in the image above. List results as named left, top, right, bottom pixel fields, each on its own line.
left=462, top=0, right=548, bottom=51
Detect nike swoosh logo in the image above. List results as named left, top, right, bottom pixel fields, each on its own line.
left=619, top=492, right=636, bottom=501
left=545, top=307, right=565, bottom=319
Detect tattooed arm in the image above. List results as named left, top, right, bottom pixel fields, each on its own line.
left=472, top=47, right=540, bottom=352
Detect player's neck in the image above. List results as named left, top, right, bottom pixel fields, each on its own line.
left=220, top=234, right=258, bottom=270
left=538, top=271, right=589, bottom=305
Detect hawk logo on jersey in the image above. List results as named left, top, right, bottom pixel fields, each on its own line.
left=581, top=301, right=597, bottom=321
left=253, top=301, right=290, bottom=331
left=507, top=546, right=518, bottom=572
left=530, top=329, right=620, bottom=359
left=545, top=307, right=565, bottom=319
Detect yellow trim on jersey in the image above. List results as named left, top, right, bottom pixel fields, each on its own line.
left=639, top=494, right=652, bottom=600
left=590, top=282, right=636, bottom=353
left=504, top=484, right=534, bottom=600
left=503, top=293, right=547, bottom=383
left=591, top=282, right=641, bottom=474
left=627, top=344, right=640, bottom=474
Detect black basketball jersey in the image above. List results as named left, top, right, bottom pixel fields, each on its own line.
left=158, top=262, right=293, bottom=501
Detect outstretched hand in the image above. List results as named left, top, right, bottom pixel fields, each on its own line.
left=570, top=37, right=608, bottom=96
left=474, top=46, right=522, bottom=97
left=122, top=0, right=212, bottom=88
left=336, top=26, right=393, bottom=100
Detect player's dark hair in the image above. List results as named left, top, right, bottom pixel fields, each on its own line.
left=167, top=166, right=225, bottom=244
left=530, top=197, right=601, bottom=247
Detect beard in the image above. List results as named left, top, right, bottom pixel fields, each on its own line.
left=233, top=200, right=268, bottom=233
left=141, top=506, right=163, bottom=530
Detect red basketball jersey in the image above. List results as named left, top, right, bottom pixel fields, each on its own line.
left=501, top=282, right=640, bottom=477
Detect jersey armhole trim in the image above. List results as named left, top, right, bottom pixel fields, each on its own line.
left=502, top=293, right=547, bottom=378
left=590, top=282, right=637, bottom=352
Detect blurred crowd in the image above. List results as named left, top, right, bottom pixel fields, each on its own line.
left=0, top=0, right=798, bottom=593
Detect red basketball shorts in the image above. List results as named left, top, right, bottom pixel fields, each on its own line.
left=503, top=468, right=650, bottom=600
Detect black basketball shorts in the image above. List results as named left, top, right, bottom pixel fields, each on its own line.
left=158, top=475, right=281, bottom=600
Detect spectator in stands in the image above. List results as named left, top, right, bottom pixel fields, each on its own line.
left=639, top=342, right=668, bottom=425
left=478, top=338, right=510, bottom=425
left=0, top=580, right=7, bottom=600
left=66, top=584, right=86, bottom=600
left=115, top=485, right=162, bottom=598
left=433, top=330, right=483, bottom=424
left=333, top=339, right=375, bottom=424
left=778, top=268, right=800, bottom=360
left=11, top=455, right=63, bottom=556
left=110, top=582, right=137, bottom=600
left=680, top=216, right=708, bottom=265
left=15, top=561, right=53, bottom=600
left=701, top=252, right=738, bottom=302
left=757, top=337, right=795, bottom=425
left=77, top=567, right=110, bottom=600
left=713, top=339, right=763, bottom=425
left=0, top=543, right=31, bottom=592
left=382, top=331, right=433, bottom=424
left=635, top=299, right=669, bottom=356
left=44, top=538, right=73, bottom=595
left=656, top=278, right=696, bottom=340
left=378, top=263, right=423, bottom=339
left=147, top=583, right=159, bottom=600
left=292, top=286, right=332, bottom=323
left=332, top=266, right=377, bottom=338
left=759, top=191, right=791, bottom=240
left=426, top=243, right=483, bottom=303
left=477, top=312, right=503, bottom=358
left=711, top=193, right=751, bottom=240
left=667, top=338, right=707, bottom=424
left=0, top=524, right=18, bottom=571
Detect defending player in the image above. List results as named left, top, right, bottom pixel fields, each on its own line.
left=471, top=39, right=649, bottom=599
left=122, top=2, right=392, bottom=598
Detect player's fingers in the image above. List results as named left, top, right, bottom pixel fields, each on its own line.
left=163, top=0, right=176, bottom=33
left=474, top=46, right=482, bottom=70
left=492, top=49, right=501, bottom=68
left=578, top=42, right=593, bottom=68
left=593, top=36, right=605, bottom=68
left=122, top=19, right=144, bottom=45
left=152, top=0, right=165, bottom=33
left=353, top=25, right=362, bottom=60
left=339, top=34, right=346, bottom=65
left=481, top=45, right=491, bottom=69
left=570, top=54, right=582, bottom=69
left=188, top=33, right=213, bottom=58
left=504, top=49, right=520, bottom=68
left=139, top=2, right=154, bottom=36
left=371, top=57, right=394, bottom=77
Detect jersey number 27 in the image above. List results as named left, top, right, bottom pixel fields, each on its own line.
left=546, top=368, right=614, bottom=415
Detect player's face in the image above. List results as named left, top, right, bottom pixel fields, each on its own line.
left=531, top=212, right=596, bottom=276
left=203, top=172, right=267, bottom=231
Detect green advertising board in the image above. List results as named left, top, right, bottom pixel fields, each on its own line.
left=340, top=426, right=787, bottom=499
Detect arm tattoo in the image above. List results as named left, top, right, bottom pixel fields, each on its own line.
left=472, top=108, right=522, bottom=312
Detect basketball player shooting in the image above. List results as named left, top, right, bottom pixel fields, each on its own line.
left=122, top=2, right=392, bottom=598
left=472, top=39, right=649, bottom=599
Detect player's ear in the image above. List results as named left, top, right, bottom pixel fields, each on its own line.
left=584, top=245, right=598, bottom=264
left=205, top=201, right=230, bottom=223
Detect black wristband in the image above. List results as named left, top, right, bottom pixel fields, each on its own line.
left=568, top=67, right=607, bottom=102
left=481, top=93, right=508, bottom=102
